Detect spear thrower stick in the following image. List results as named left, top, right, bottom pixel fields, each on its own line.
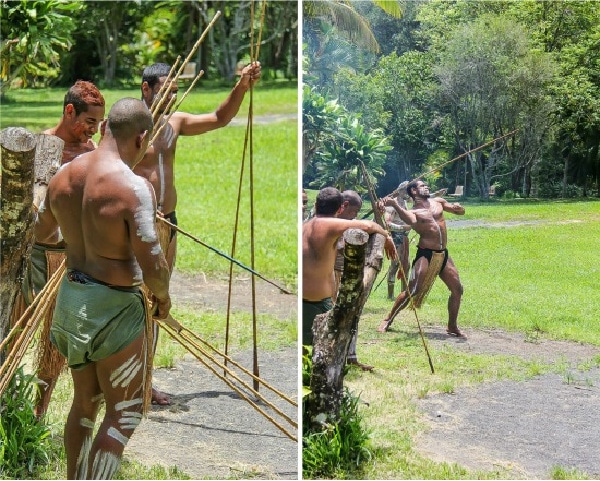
left=359, top=160, right=435, bottom=374
left=156, top=216, right=293, bottom=295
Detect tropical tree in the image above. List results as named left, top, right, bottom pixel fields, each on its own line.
left=310, top=112, right=392, bottom=193
left=0, top=0, right=78, bottom=94
left=302, top=84, right=345, bottom=172
left=434, top=14, right=556, bottom=198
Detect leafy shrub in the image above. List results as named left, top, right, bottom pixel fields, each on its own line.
left=302, top=388, right=372, bottom=479
left=0, top=366, right=52, bottom=478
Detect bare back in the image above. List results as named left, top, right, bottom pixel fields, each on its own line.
left=46, top=150, right=160, bottom=287
left=302, top=218, right=340, bottom=301
left=302, top=216, right=394, bottom=301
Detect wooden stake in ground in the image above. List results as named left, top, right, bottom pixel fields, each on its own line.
left=306, top=228, right=368, bottom=429
left=1, top=129, right=64, bottom=366
left=1, top=127, right=37, bottom=359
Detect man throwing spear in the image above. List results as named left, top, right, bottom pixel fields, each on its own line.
left=377, top=180, right=467, bottom=338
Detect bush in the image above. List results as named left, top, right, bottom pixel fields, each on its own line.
left=0, top=366, right=52, bottom=478
left=302, top=388, right=372, bottom=479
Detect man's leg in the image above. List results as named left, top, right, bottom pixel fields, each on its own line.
left=87, top=331, right=147, bottom=479
left=439, top=257, right=465, bottom=337
left=65, top=365, right=103, bottom=479
left=387, top=258, right=398, bottom=301
left=378, top=257, right=428, bottom=333
left=399, top=237, right=410, bottom=292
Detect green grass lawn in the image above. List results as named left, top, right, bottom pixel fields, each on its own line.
left=1, top=83, right=298, bottom=285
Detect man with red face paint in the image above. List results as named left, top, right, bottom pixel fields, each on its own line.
left=43, top=80, right=106, bottom=164
left=23, top=80, right=106, bottom=418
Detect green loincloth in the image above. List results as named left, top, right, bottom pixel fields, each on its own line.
left=302, top=297, right=333, bottom=346
left=50, top=270, right=146, bottom=370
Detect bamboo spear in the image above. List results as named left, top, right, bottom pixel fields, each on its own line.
left=386, top=130, right=519, bottom=198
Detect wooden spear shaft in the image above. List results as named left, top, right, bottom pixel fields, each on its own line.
left=150, top=56, right=181, bottom=116
left=414, top=129, right=519, bottom=181
left=386, top=130, right=520, bottom=199
left=359, top=161, right=435, bottom=373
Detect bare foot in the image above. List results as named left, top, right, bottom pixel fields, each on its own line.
left=446, top=328, right=467, bottom=339
left=377, top=319, right=391, bottom=333
left=347, top=359, right=375, bottom=371
left=152, top=387, right=171, bottom=405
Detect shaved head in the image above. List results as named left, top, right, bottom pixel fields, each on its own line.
left=107, top=98, right=153, bottom=141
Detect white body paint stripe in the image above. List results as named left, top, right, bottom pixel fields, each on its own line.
left=92, top=450, right=121, bottom=480
left=109, top=354, right=136, bottom=384
left=75, top=435, right=92, bottom=479
left=107, top=426, right=129, bottom=447
left=80, top=417, right=95, bottom=429
left=115, top=398, right=142, bottom=411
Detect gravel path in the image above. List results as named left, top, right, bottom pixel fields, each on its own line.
left=415, top=326, right=600, bottom=478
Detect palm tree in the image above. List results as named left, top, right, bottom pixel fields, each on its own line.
left=303, top=1, right=403, bottom=54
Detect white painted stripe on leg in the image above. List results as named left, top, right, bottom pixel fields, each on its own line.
left=107, top=426, right=129, bottom=447
left=91, top=450, right=121, bottom=479
left=75, top=435, right=92, bottom=479
left=114, top=398, right=142, bottom=411
left=116, top=359, right=143, bottom=388
left=109, top=354, right=136, bottom=385
left=80, top=417, right=95, bottom=429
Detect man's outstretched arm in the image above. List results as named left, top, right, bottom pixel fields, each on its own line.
left=176, top=62, right=262, bottom=136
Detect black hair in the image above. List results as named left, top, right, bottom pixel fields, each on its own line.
left=315, top=187, right=342, bottom=216
left=341, top=190, right=362, bottom=207
left=108, top=98, right=153, bottom=141
left=406, top=180, right=420, bottom=200
left=142, top=63, right=171, bottom=90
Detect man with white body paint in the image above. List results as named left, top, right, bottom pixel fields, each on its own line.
left=136, top=61, right=261, bottom=405
left=35, top=98, right=171, bottom=479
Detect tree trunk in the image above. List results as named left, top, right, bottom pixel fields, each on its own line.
left=0, top=131, right=63, bottom=363
left=347, top=233, right=384, bottom=357
left=0, top=128, right=37, bottom=360
left=306, top=229, right=367, bottom=430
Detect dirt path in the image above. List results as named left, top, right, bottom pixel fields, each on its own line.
left=124, top=270, right=298, bottom=479
left=415, top=326, right=600, bottom=478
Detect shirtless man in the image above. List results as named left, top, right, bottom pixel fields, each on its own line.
left=35, top=98, right=171, bottom=479
left=384, top=182, right=412, bottom=299
left=135, top=62, right=261, bottom=404
left=302, top=187, right=397, bottom=346
left=377, top=180, right=466, bottom=337
left=24, top=80, right=106, bottom=418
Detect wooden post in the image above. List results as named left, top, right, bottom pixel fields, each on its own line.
left=0, top=130, right=63, bottom=363
left=306, top=228, right=368, bottom=429
left=348, top=233, right=385, bottom=355
left=1, top=127, right=37, bottom=356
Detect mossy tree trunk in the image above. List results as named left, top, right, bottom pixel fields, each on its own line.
left=348, top=233, right=384, bottom=351
left=306, top=228, right=368, bottom=430
left=0, top=129, right=63, bottom=364
left=1, top=127, right=37, bottom=359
